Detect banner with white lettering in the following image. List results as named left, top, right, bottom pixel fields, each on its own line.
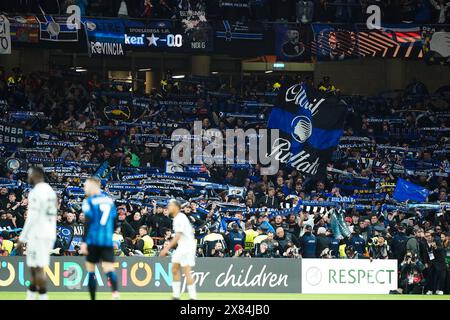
left=82, top=18, right=125, bottom=56
left=0, top=257, right=301, bottom=293
left=0, top=121, right=24, bottom=144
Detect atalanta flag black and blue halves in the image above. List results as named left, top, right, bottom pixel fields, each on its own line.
left=267, top=83, right=347, bottom=177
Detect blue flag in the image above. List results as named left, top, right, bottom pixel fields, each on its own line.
left=393, top=178, right=430, bottom=202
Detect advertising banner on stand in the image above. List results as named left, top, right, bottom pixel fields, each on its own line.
left=82, top=18, right=125, bottom=56
left=0, top=257, right=302, bottom=293
left=302, top=259, right=398, bottom=294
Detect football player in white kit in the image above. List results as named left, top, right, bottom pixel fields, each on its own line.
left=160, top=199, right=197, bottom=300
left=17, top=167, right=57, bottom=300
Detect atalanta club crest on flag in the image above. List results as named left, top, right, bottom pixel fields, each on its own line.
left=37, top=15, right=79, bottom=42
left=267, top=82, right=347, bottom=177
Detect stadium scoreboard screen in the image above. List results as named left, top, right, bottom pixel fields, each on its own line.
left=124, top=20, right=212, bottom=52
left=124, top=21, right=183, bottom=49
left=82, top=18, right=213, bottom=55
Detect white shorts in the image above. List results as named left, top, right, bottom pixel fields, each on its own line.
left=26, top=239, right=54, bottom=268
left=171, top=249, right=196, bottom=267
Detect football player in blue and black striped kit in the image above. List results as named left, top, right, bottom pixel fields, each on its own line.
left=80, top=177, right=119, bottom=300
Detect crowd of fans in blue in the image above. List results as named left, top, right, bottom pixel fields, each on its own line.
left=1, top=0, right=449, bottom=24
left=0, top=66, right=448, bottom=295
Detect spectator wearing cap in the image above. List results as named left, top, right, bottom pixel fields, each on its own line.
left=232, top=244, right=247, bottom=258
left=225, top=222, right=245, bottom=253
left=254, top=225, right=269, bottom=243
left=257, top=212, right=275, bottom=234
left=316, top=227, right=331, bottom=258
left=300, top=224, right=317, bottom=258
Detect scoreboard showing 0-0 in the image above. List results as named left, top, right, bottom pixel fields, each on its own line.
left=123, top=19, right=213, bottom=52
left=124, top=20, right=187, bottom=51
left=124, top=32, right=183, bottom=48
left=166, top=34, right=183, bottom=47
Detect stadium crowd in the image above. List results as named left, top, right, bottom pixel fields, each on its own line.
left=0, top=0, right=449, bottom=24
left=0, top=66, right=448, bottom=295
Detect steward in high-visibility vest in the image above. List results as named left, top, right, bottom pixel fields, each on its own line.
left=139, top=225, right=154, bottom=256
left=244, top=228, right=258, bottom=250
left=142, top=235, right=154, bottom=256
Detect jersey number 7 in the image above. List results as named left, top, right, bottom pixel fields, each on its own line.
left=99, top=204, right=111, bottom=226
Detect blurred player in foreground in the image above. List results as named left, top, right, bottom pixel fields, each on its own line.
left=17, top=167, right=57, bottom=300
left=160, top=199, right=197, bottom=300
left=80, top=177, right=119, bottom=300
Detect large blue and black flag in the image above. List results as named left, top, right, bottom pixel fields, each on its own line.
left=267, top=82, right=347, bottom=178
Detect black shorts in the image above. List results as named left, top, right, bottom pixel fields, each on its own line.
left=86, top=245, right=114, bottom=264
